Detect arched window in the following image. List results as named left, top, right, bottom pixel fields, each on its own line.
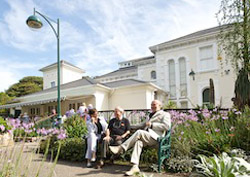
left=151, top=70, right=156, bottom=79
left=202, top=88, right=210, bottom=106
left=179, top=57, right=187, bottom=97
left=168, top=60, right=176, bottom=98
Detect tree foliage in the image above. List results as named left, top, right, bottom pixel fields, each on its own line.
left=217, top=0, right=250, bottom=107
left=5, top=76, right=43, bottom=97
left=0, top=92, right=11, bottom=105
left=0, top=92, right=12, bottom=114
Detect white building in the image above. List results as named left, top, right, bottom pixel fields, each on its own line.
left=0, top=60, right=166, bottom=117
left=97, top=26, right=236, bottom=108
left=39, top=60, right=85, bottom=90
left=0, top=25, right=236, bottom=117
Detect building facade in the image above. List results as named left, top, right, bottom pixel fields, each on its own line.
left=97, top=26, right=235, bottom=108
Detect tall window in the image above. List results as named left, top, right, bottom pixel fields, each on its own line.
left=151, top=71, right=156, bottom=79
left=199, top=45, right=214, bottom=71
left=48, top=106, right=53, bottom=114
left=51, top=81, right=56, bottom=88
left=202, top=88, right=210, bottom=106
left=168, top=60, right=176, bottom=98
left=77, top=103, right=81, bottom=110
left=179, top=58, right=187, bottom=97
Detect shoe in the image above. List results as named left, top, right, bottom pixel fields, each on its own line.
left=99, top=160, right=104, bottom=166
left=86, top=162, right=92, bottom=168
left=91, top=157, right=96, bottom=162
left=125, top=165, right=140, bottom=176
left=109, top=145, right=123, bottom=154
left=95, top=160, right=104, bottom=169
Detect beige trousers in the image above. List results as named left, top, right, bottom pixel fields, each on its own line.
left=121, top=130, right=157, bottom=165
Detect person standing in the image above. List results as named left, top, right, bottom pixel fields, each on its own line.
left=109, top=100, right=171, bottom=176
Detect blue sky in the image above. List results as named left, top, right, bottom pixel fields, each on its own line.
left=0, top=0, right=221, bottom=92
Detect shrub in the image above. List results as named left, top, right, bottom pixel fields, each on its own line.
left=39, top=136, right=58, bottom=154
left=0, top=117, right=11, bottom=134
left=52, top=137, right=85, bottom=161
left=62, top=115, right=87, bottom=138
left=170, top=107, right=250, bottom=158
left=164, top=139, right=194, bottom=173
left=191, top=152, right=250, bottom=177
left=164, top=155, right=193, bottom=173
left=230, top=106, right=250, bottom=151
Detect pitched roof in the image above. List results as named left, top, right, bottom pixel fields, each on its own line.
left=20, top=76, right=98, bottom=97
left=102, top=79, right=148, bottom=88
left=149, top=24, right=231, bottom=52
left=39, top=60, right=84, bottom=72
left=95, top=66, right=137, bottom=79
left=118, top=56, right=155, bottom=65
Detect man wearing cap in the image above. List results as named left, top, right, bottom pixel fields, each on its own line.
left=109, top=100, right=171, bottom=176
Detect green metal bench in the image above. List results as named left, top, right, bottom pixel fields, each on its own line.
left=157, top=128, right=171, bottom=172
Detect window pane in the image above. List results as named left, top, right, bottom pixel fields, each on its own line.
left=51, top=81, right=55, bottom=88
left=179, top=58, right=187, bottom=96
left=151, top=71, right=156, bottom=79
left=168, top=60, right=176, bottom=98
left=199, top=45, right=214, bottom=71
left=203, top=88, right=210, bottom=103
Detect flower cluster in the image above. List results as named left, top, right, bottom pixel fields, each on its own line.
left=7, top=118, right=67, bottom=140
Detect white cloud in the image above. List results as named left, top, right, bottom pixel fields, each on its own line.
left=0, top=58, right=42, bottom=92
left=45, top=0, right=221, bottom=77
left=0, top=0, right=57, bottom=52
left=0, top=69, right=17, bottom=92
left=0, top=0, right=222, bottom=87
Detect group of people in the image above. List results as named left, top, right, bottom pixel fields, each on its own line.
left=85, top=100, right=171, bottom=176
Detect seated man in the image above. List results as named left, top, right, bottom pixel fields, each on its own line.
left=109, top=100, right=171, bottom=176
left=99, top=106, right=131, bottom=167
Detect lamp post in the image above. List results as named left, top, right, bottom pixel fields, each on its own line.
left=189, top=69, right=196, bottom=81
left=26, top=8, right=61, bottom=124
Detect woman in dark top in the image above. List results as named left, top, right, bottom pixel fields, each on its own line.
left=85, top=108, right=107, bottom=167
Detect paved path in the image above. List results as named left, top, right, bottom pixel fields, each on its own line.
left=0, top=142, right=188, bottom=177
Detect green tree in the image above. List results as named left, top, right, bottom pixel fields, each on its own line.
left=0, top=92, right=12, bottom=114
left=217, top=0, right=250, bottom=107
left=6, top=76, right=43, bottom=97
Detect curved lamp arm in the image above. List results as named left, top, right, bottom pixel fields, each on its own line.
left=34, top=9, right=59, bottom=39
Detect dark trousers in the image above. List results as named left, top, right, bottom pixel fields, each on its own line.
left=101, top=136, right=124, bottom=159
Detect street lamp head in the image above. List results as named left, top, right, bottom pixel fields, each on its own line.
left=26, top=15, right=43, bottom=29
left=189, top=69, right=196, bottom=80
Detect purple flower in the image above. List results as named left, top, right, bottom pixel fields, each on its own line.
left=0, top=125, right=5, bottom=132
left=215, top=128, right=220, bottom=133
left=235, top=111, right=241, bottom=115
left=181, top=131, right=184, bottom=135
left=222, top=116, right=228, bottom=120
left=57, top=133, right=67, bottom=140
left=25, top=129, right=32, bottom=133
left=206, top=131, right=210, bottom=134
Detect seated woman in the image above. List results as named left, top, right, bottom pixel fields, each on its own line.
left=85, top=108, right=107, bottom=167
